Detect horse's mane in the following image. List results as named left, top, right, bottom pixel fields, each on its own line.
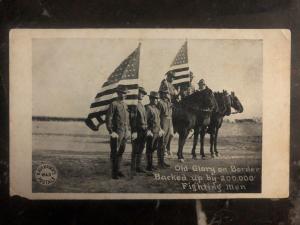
left=177, top=89, right=214, bottom=112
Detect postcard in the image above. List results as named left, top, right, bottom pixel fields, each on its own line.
left=9, top=29, right=290, bottom=199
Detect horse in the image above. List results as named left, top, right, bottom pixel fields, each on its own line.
left=172, top=88, right=216, bottom=162
left=191, top=90, right=244, bottom=159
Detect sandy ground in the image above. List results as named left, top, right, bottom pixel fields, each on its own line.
left=32, top=121, right=262, bottom=193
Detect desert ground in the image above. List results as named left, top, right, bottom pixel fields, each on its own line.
left=32, top=120, right=262, bottom=193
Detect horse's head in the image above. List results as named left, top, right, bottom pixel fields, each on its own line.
left=229, top=91, right=244, bottom=113
left=214, top=90, right=231, bottom=116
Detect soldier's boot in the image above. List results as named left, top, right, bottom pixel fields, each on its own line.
left=146, top=153, right=153, bottom=171
left=150, top=153, right=158, bottom=170
left=117, top=156, right=125, bottom=178
left=136, top=153, right=146, bottom=173
left=131, top=152, right=137, bottom=176
left=111, top=158, right=119, bottom=179
left=161, top=149, right=170, bottom=168
left=157, top=148, right=165, bottom=169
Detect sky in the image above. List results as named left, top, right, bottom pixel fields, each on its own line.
left=32, top=38, right=262, bottom=119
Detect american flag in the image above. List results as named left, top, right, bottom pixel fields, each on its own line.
left=85, top=44, right=140, bottom=131
left=169, top=41, right=190, bottom=89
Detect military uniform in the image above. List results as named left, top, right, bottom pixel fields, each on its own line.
left=157, top=98, right=172, bottom=167
left=145, top=102, right=162, bottom=171
left=106, top=99, right=130, bottom=179
left=130, top=100, right=148, bottom=173
left=159, top=79, right=178, bottom=103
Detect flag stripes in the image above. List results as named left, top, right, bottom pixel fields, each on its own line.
left=174, top=74, right=190, bottom=81
left=95, top=80, right=139, bottom=98
left=168, top=41, right=190, bottom=89
left=95, top=83, right=138, bottom=99
left=90, top=98, right=138, bottom=114
left=85, top=44, right=140, bottom=131
left=91, top=94, right=138, bottom=108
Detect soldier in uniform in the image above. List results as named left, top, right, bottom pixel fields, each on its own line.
left=130, top=87, right=148, bottom=175
left=159, top=71, right=180, bottom=158
left=159, top=71, right=179, bottom=103
left=106, top=86, right=131, bottom=179
left=197, top=79, right=218, bottom=112
left=197, top=78, right=208, bottom=92
left=145, top=91, right=164, bottom=171
left=157, top=89, right=173, bottom=168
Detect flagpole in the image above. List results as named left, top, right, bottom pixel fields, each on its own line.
left=137, top=42, right=141, bottom=89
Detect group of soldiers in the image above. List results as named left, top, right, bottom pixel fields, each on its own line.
left=106, top=71, right=209, bottom=179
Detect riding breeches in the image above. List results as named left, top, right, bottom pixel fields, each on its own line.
left=160, top=118, right=172, bottom=152
left=132, top=129, right=147, bottom=155
left=146, top=133, right=162, bottom=153
left=110, top=131, right=127, bottom=160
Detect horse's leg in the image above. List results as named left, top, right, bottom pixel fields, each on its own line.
left=191, top=127, right=199, bottom=159
left=177, top=130, right=188, bottom=162
left=200, top=127, right=206, bottom=159
left=210, top=131, right=215, bottom=158
left=177, top=133, right=183, bottom=160
left=214, top=128, right=219, bottom=157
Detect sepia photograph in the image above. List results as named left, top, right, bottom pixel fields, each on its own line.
left=9, top=29, right=289, bottom=199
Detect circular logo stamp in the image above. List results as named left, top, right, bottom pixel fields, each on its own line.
left=35, top=162, right=58, bottom=186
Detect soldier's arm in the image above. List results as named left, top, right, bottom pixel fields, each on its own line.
left=106, top=102, right=115, bottom=134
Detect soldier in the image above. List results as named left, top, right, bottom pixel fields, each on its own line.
left=106, top=86, right=131, bottom=179
left=159, top=71, right=179, bottom=103
left=157, top=89, right=173, bottom=168
left=145, top=91, right=164, bottom=171
left=197, top=79, right=218, bottom=112
left=130, top=87, right=148, bottom=175
left=197, top=79, right=208, bottom=92
left=159, top=71, right=179, bottom=158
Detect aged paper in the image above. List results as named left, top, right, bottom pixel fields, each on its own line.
left=9, top=29, right=290, bottom=199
